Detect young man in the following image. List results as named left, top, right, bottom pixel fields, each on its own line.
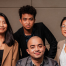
left=14, top=5, right=57, bottom=59
left=16, top=36, right=58, bottom=66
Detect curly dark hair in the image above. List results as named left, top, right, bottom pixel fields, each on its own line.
left=0, top=13, right=15, bottom=46
left=19, top=5, right=37, bottom=19
left=60, top=17, right=66, bottom=27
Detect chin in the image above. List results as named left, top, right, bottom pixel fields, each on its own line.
left=34, top=56, right=42, bottom=59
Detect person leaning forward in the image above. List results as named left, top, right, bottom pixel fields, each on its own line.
left=14, top=5, right=57, bottom=59
left=16, top=36, right=58, bottom=66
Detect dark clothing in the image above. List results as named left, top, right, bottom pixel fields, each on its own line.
left=16, top=56, right=59, bottom=66
left=0, top=50, right=3, bottom=66
left=14, top=22, right=57, bottom=59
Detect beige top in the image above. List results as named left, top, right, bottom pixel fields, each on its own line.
left=55, top=39, right=66, bottom=66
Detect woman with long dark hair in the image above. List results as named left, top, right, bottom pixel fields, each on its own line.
left=0, top=13, right=19, bottom=66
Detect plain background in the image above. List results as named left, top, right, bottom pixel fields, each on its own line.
left=0, top=0, right=66, bottom=49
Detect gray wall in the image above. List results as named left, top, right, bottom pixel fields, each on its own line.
left=0, top=0, right=66, bottom=46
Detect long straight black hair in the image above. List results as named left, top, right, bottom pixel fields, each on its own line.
left=0, top=13, right=15, bottom=46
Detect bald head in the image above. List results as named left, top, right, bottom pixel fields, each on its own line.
left=26, top=36, right=45, bottom=59
left=27, top=36, right=44, bottom=48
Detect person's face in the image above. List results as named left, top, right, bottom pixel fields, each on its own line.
left=61, top=20, right=66, bottom=37
left=26, top=38, right=45, bottom=59
left=0, top=16, right=7, bottom=34
left=19, top=14, right=35, bottom=30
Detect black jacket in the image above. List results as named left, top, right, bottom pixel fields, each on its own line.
left=14, top=22, right=57, bottom=59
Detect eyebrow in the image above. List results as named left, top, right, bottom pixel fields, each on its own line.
left=38, top=44, right=43, bottom=45
left=30, top=44, right=43, bottom=47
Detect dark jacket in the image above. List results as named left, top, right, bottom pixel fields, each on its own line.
left=14, top=22, right=57, bottom=59
left=16, top=56, right=59, bottom=66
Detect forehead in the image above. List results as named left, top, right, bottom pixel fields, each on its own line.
left=0, top=16, right=5, bottom=19
left=28, top=38, right=43, bottom=46
left=22, top=14, right=34, bottom=18
left=62, top=20, right=66, bottom=25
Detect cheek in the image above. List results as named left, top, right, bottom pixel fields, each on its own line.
left=61, top=29, right=66, bottom=37
left=61, top=29, right=64, bottom=34
left=4, top=24, right=7, bottom=28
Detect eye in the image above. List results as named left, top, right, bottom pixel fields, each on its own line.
left=31, top=46, right=34, bottom=49
left=29, top=18, right=33, bottom=21
left=62, top=25, right=65, bottom=28
left=39, top=45, right=42, bottom=48
left=2, top=21, right=6, bottom=24
left=23, top=18, right=27, bottom=21
left=30, top=46, right=35, bottom=49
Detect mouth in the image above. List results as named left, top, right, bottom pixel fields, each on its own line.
left=26, top=25, right=30, bottom=28
left=34, top=52, right=41, bottom=55
left=0, top=28, right=4, bottom=30
left=64, top=32, right=66, bottom=34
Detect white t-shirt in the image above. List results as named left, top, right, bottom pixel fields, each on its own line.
left=59, top=43, right=66, bottom=66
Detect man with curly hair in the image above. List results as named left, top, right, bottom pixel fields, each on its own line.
left=14, top=5, right=57, bottom=59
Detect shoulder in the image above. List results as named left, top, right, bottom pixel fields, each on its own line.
left=14, top=27, right=23, bottom=35
left=34, top=22, right=44, bottom=26
left=16, top=56, right=30, bottom=65
left=34, top=22, right=46, bottom=29
left=58, top=39, right=65, bottom=45
left=47, top=57, right=58, bottom=66
left=13, top=40, right=18, bottom=46
left=12, top=40, right=19, bottom=51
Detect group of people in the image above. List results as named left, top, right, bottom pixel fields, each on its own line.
left=0, top=5, right=65, bottom=66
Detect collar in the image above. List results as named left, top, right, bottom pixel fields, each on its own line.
left=25, top=56, right=49, bottom=66
left=32, top=61, right=43, bottom=66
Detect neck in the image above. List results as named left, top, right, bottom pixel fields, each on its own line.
left=31, top=56, right=44, bottom=66
left=0, top=34, right=5, bottom=44
left=23, top=28, right=33, bottom=36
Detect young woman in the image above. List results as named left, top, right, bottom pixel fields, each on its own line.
left=56, top=17, right=66, bottom=66
left=0, top=13, right=19, bottom=66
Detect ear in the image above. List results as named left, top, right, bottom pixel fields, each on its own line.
left=44, top=46, right=45, bottom=52
left=26, top=49, right=30, bottom=54
left=19, top=19, right=22, bottom=24
left=34, top=19, right=36, bottom=23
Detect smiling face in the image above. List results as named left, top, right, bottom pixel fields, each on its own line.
left=19, top=14, right=35, bottom=30
left=0, top=16, right=7, bottom=34
left=26, top=36, right=45, bottom=59
left=61, top=20, right=66, bottom=37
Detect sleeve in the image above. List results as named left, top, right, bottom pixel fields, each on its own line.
left=41, top=23, right=57, bottom=59
left=12, top=40, right=19, bottom=66
left=54, top=61, right=59, bottom=66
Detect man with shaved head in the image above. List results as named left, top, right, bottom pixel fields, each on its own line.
left=16, top=36, right=58, bottom=66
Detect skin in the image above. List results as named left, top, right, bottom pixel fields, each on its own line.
left=19, top=13, right=35, bottom=36
left=0, top=16, right=7, bottom=34
left=61, top=20, right=66, bottom=53
left=61, top=20, right=66, bottom=37
left=0, top=16, right=7, bottom=50
left=26, top=36, right=45, bottom=66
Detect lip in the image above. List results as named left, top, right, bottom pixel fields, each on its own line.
left=64, top=32, right=66, bottom=33
left=26, top=25, right=30, bottom=28
left=35, top=52, right=41, bottom=55
left=0, top=28, right=4, bottom=30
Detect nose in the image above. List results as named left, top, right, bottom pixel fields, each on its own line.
left=35, top=46, right=39, bottom=51
left=26, top=20, right=30, bottom=25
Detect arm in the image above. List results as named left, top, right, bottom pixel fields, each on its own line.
left=12, top=40, right=19, bottom=66
left=41, top=23, right=57, bottom=58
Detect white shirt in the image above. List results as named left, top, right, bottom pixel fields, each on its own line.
left=59, top=43, right=66, bottom=66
